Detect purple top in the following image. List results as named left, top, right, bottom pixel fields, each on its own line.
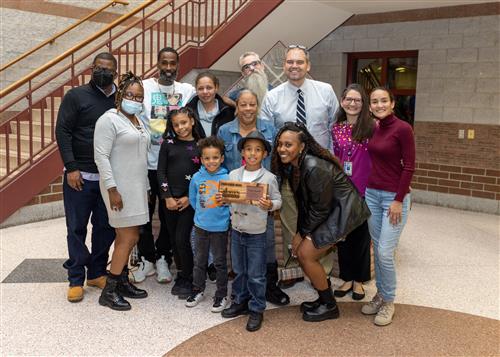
left=332, top=122, right=371, bottom=197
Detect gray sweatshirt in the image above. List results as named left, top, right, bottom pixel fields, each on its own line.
left=228, top=166, right=282, bottom=234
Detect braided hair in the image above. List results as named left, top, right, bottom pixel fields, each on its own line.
left=115, top=71, right=143, bottom=108
left=271, top=122, right=342, bottom=191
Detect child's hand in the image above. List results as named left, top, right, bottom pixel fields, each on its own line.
left=215, top=192, right=226, bottom=205
left=165, top=197, right=178, bottom=210
left=177, top=196, right=190, bottom=211
left=258, top=195, right=273, bottom=211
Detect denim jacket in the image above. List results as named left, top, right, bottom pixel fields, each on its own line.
left=217, top=118, right=276, bottom=172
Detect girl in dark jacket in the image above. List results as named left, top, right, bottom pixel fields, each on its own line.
left=186, top=71, right=235, bottom=137
left=271, top=122, right=370, bottom=322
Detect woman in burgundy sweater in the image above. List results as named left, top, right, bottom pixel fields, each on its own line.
left=361, top=87, right=415, bottom=326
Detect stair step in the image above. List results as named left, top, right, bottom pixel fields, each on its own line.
left=0, top=149, right=30, bottom=169
left=0, top=134, right=49, bottom=154
left=45, top=96, right=62, bottom=110
left=10, top=119, right=55, bottom=138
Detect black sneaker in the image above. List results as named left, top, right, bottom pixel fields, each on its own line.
left=211, top=296, right=228, bottom=313
left=176, top=279, right=193, bottom=299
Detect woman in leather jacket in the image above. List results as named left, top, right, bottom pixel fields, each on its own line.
left=271, top=122, right=370, bottom=322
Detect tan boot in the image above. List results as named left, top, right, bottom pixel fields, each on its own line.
left=87, top=276, right=107, bottom=289
left=67, top=286, right=84, bottom=302
left=374, top=302, right=395, bottom=326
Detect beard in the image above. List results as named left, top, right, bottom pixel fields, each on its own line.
left=244, top=69, right=269, bottom=106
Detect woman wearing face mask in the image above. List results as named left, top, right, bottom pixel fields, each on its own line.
left=94, top=72, right=150, bottom=311
left=186, top=71, right=235, bottom=137
left=361, top=87, right=415, bottom=326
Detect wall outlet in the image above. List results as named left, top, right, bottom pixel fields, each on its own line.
left=458, top=129, right=465, bottom=139
left=467, top=129, right=475, bottom=140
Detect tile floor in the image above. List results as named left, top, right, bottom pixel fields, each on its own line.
left=1, top=203, right=499, bottom=356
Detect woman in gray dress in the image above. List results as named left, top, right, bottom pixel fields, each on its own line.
left=94, top=72, right=150, bottom=311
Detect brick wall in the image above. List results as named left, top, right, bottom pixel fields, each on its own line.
left=25, top=175, right=63, bottom=206
left=309, top=8, right=500, bottom=212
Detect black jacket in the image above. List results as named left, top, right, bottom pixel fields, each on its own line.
left=296, top=155, right=371, bottom=248
left=55, top=80, right=116, bottom=173
left=186, top=94, right=235, bottom=137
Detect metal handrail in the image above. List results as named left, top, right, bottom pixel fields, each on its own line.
left=0, top=0, right=251, bottom=184
left=0, top=0, right=129, bottom=73
left=0, top=0, right=156, bottom=99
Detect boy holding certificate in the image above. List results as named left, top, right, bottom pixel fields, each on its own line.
left=219, top=131, right=282, bottom=332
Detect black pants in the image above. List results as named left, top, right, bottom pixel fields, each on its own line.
left=192, top=227, right=228, bottom=298
left=164, top=205, right=195, bottom=281
left=337, top=220, right=371, bottom=282
left=137, top=170, right=173, bottom=265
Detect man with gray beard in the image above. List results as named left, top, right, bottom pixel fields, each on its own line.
left=227, top=51, right=289, bottom=307
left=228, top=52, right=273, bottom=107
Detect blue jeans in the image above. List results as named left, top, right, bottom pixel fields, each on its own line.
left=365, top=188, right=410, bottom=302
left=62, top=174, right=115, bottom=286
left=231, top=229, right=267, bottom=313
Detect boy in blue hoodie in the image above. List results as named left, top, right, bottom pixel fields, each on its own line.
left=187, top=136, right=230, bottom=312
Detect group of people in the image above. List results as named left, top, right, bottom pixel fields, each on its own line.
left=55, top=44, right=415, bottom=332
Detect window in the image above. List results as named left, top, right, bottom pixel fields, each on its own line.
left=347, top=51, right=418, bottom=126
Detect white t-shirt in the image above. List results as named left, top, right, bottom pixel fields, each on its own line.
left=139, top=78, right=196, bottom=169
left=242, top=168, right=262, bottom=183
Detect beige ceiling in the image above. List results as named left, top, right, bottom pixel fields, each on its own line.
left=317, top=0, right=487, bottom=14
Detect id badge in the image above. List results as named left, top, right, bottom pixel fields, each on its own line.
left=344, top=161, right=353, bottom=176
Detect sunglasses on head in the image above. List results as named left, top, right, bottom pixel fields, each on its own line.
left=287, top=44, right=308, bottom=53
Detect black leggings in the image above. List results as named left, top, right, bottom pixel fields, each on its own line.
left=164, top=205, right=195, bottom=281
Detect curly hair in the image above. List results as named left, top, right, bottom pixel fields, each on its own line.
left=115, top=71, right=143, bottom=108
left=197, top=136, right=225, bottom=156
left=334, top=83, right=374, bottom=142
left=271, top=122, right=342, bottom=191
left=163, top=107, right=203, bottom=142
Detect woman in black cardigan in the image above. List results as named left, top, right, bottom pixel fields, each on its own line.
left=186, top=71, right=235, bottom=137
left=271, top=122, right=370, bottom=322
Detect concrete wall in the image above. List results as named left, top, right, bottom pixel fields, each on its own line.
left=309, top=13, right=500, bottom=214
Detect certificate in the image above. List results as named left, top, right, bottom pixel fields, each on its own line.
left=219, top=180, right=268, bottom=205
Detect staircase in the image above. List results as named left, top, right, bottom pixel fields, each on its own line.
left=0, top=0, right=284, bottom=223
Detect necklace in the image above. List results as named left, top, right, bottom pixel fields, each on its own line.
left=157, top=79, right=175, bottom=101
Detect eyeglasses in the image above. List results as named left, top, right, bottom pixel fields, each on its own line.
left=123, top=91, right=144, bottom=102
left=241, top=60, right=261, bottom=73
left=343, top=97, right=362, bottom=104
left=287, top=44, right=308, bottom=53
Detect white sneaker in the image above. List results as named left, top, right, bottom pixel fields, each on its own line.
left=185, top=291, right=204, bottom=307
left=374, top=301, right=395, bottom=326
left=156, top=255, right=173, bottom=283
left=211, top=296, right=228, bottom=313
left=129, top=256, right=155, bottom=283
left=361, top=293, right=383, bottom=315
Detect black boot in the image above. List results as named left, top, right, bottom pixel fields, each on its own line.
left=99, top=274, right=131, bottom=311
left=302, top=286, right=339, bottom=322
left=221, top=300, right=249, bottom=318
left=246, top=311, right=264, bottom=332
left=266, top=262, right=290, bottom=306
left=300, top=279, right=331, bottom=312
left=117, top=267, right=148, bottom=299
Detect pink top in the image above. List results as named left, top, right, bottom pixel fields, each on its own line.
left=332, top=122, right=371, bottom=197
left=367, top=114, right=415, bottom=202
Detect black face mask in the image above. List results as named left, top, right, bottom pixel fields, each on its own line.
left=92, top=68, right=115, bottom=88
